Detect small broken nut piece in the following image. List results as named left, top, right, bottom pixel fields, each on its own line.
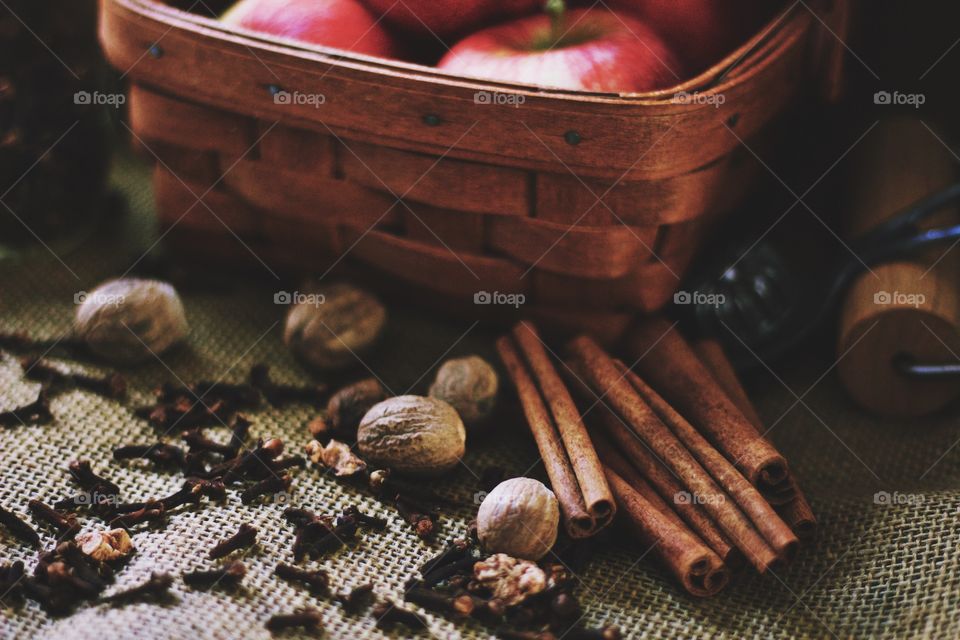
left=477, top=478, right=559, bottom=561
left=305, top=439, right=367, bottom=477
left=473, top=553, right=547, bottom=607
left=283, top=282, right=386, bottom=371
left=357, top=396, right=466, bottom=475
left=76, top=528, right=135, bottom=562
left=428, top=356, right=498, bottom=427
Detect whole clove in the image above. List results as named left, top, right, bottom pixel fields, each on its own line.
left=336, top=582, right=374, bottom=613
left=271, top=455, right=307, bottom=473
left=421, top=555, right=479, bottom=588
left=209, top=523, right=258, bottom=559
left=110, top=505, right=165, bottom=530
left=183, top=561, right=246, bottom=590
left=405, top=585, right=475, bottom=617
left=420, top=539, right=473, bottom=576
left=101, top=572, right=175, bottom=606
left=394, top=497, right=436, bottom=541
left=343, top=505, right=387, bottom=531
left=222, top=438, right=285, bottom=483
left=113, top=443, right=186, bottom=469
left=250, top=364, right=327, bottom=407
left=265, top=607, right=323, bottom=635
left=27, top=500, right=81, bottom=538
left=157, top=380, right=260, bottom=409
left=0, top=504, right=41, bottom=547
left=20, top=357, right=127, bottom=400
left=240, top=474, right=292, bottom=505
left=68, top=460, right=120, bottom=495
left=373, top=600, right=430, bottom=631
left=225, top=414, right=252, bottom=459
left=0, top=561, right=26, bottom=603
left=182, top=429, right=237, bottom=457
left=274, top=563, right=329, bottom=596
left=0, top=387, right=53, bottom=427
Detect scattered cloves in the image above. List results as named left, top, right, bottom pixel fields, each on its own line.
left=274, top=563, right=329, bottom=596
left=182, top=429, right=236, bottom=457
left=405, top=585, right=475, bottom=617
left=113, top=443, right=186, bottom=470
left=0, top=504, right=40, bottom=548
left=394, top=497, right=436, bottom=541
left=250, top=364, right=326, bottom=407
left=373, top=600, right=429, bottom=632
left=110, top=505, right=165, bottom=530
left=183, top=561, right=246, bottom=590
left=27, top=500, right=81, bottom=538
left=20, top=357, right=127, bottom=400
left=0, top=387, right=53, bottom=427
left=336, top=582, right=374, bottom=613
left=240, top=474, right=291, bottom=505
left=265, top=607, right=323, bottom=635
left=102, top=572, right=175, bottom=606
left=209, top=523, right=258, bottom=559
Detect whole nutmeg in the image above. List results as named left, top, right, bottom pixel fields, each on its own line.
left=477, top=478, right=559, bottom=561
left=428, top=356, right=498, bottom=428
left=283, top=282, right=386, bottom=370
left=326, top=378, right=388, bottom=435
left=357, top=395, right=465, bottom=475
left=74, top=278, right=188, bottom=364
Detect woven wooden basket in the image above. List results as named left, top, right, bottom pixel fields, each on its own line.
left=99, top=0, right=849, bottom=341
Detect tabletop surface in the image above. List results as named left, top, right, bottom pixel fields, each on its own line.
left=1, top=155, right=959, bottom=640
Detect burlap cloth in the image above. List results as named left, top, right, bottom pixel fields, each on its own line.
left=1, top=156, right=959, bottom=640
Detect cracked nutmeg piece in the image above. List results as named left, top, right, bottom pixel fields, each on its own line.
left=357, top=395, right=466, bottom=475
left=305, top=439, right=367, bottom=477
left=473, top=553, right=547, bottom=607
left=477, top=477, right=559, bottom=561
left=283, top=282, right=386, bottom=370
left=76, top=529, right=135, bottom=562
left=74, top=278, right=188, bottom=364
left=428, top=355, right=499, bottom=428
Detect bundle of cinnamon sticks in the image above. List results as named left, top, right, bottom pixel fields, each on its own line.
left=497, top=319, right=816, bottom=598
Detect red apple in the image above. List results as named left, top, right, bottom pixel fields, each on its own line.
left=437, top=3, right=684, bottom=93
left=606, top=0, right=772, bottom=73
left=222, top=0, right=400, bottom=58
left=360, top=0, right=541, bottom=39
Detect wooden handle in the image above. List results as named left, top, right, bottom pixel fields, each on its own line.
left=837, top=117, right=960, bottom=417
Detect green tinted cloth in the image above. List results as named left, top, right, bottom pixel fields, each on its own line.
left=1, top=155, right=959, bottom=640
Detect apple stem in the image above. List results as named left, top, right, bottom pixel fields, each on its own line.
left=544, top=0, right=566, bottom=44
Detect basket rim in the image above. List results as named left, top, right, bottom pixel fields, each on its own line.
left=110, top=0, right=814, bottom=106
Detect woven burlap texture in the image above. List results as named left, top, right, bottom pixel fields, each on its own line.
left=2, top=157, right=960, bottom=640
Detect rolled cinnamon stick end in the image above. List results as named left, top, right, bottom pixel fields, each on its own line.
left=694, top=339, right=817, bottom=536
left=605, top=467, right=730, bottom=597
left=510, top=322, right=615, bottom=533
left=566, top=335, right=779, bottom=574
left=591, top=409, right=742, bottom=569
left=776, top=487, right=817, bottom=540
left=625, top=318, right=790, bottom=490
left=614, top=361, right=799, bottom=565
left=497, top=335, right=593, bottom=536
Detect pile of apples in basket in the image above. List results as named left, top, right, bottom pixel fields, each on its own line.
left=222, top=0, right=777, bottom=92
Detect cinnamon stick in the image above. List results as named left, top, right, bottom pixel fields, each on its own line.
left=497, top=334, right=590, bottom=533
left=694, top=339, right=816, bottom=537
left=625, top=318, right=790, bottom=493
left=511, top=322, right=614, bottom=531
left=565, top=335, right=779, bottom=573
left=613, top=360, right=799, bottom=564
left=604, top=467, right=729, bottom=597
left=592, top=414, right=740, bottom=568
left=593, top=431, right=741, bottom=568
